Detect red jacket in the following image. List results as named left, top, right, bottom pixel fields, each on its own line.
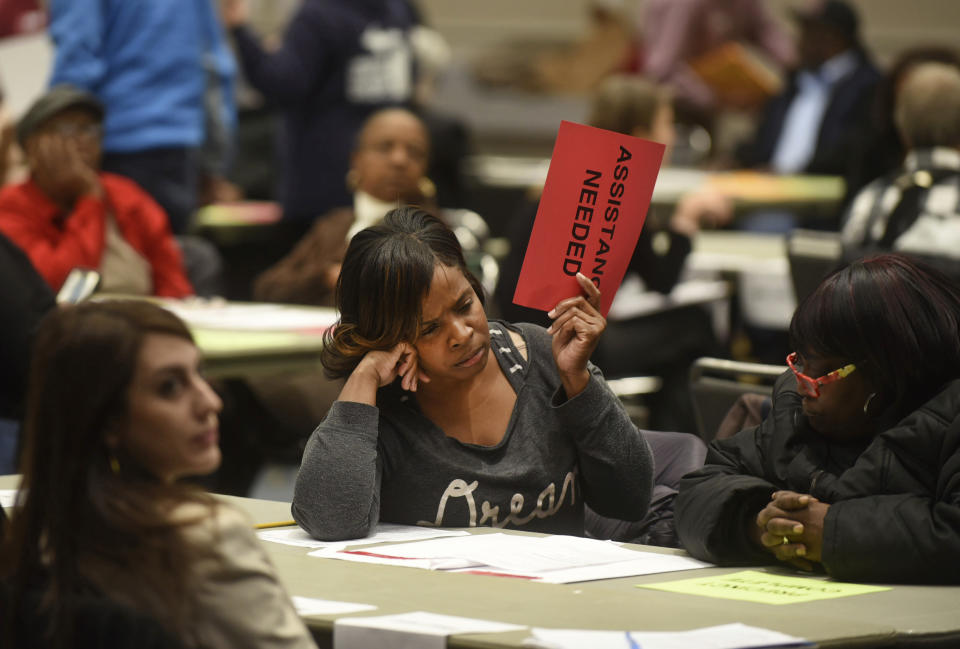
left=0, top=172, right=193, bottom=297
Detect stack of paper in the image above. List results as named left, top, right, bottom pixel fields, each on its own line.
left=335, top=611, right=525, bottom=649
left=310, top=532, right=710, bottom=583
left=258, top=523, right=468, bottom=551
left=526, top=623, right=807, bottom=649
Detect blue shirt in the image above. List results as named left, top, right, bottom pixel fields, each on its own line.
left=770, top=50, right=859, bottom=174
left=48, top=0, right=236, bottom=153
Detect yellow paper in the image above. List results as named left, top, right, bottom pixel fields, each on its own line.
left=639, top=570, right=890, bottom=605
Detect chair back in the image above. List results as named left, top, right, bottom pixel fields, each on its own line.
left=689, top=357, right=785, bottom=442
left=787, top=229, right=843, bottom=304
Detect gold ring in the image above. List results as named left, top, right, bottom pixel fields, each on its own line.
left=781, top=536, right=790, bottom=545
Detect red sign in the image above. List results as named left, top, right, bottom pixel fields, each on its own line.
left=512, top=121, right=665, bottom=316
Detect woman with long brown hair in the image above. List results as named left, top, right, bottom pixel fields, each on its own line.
left=1, top=301, right=315, bottom=648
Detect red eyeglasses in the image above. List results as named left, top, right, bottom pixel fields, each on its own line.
left=786, top=352, right=857, bottom=398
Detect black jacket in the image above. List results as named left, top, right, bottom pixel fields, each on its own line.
left=737, top=51, right=881, bottom=176
left=0, top=233, right=54, bottom=420
left=676, top=372, right=960, bottom=583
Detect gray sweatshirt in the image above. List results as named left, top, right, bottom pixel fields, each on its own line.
left=292, top=320, right=654, bottom=540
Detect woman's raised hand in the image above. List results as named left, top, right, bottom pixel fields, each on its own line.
left=338, top=342, right=428, bottom=405
left=546, top=272, right=606, bottom=398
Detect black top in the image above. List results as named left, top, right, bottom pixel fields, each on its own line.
left=0, top=232, right=54, bottom=420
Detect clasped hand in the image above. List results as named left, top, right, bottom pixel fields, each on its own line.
left=546, top=272, right=605, bottom=398
left=755, top=490, right=829, bottom=571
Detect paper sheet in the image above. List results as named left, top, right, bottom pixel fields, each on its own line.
left=0, top=489, right=17, bottom=508
left=335, top=611, right=525, bottom=649
left=290, top=596, right=376, bottom=617
left=160, top=299, right=338, bottom=332
left=525, top=623, right=808, bottom=649
left=261, top=523, right=468, bottom=550
left=639, top=570, right=890, bottom=605
left=312, top=533, right=710, bottom=583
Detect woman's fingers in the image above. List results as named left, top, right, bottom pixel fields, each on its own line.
left=548, top=273, right=602, bottom=322
left=574, top=272, right=601, bottom=310
left=770, top=490, right=816, bottom=510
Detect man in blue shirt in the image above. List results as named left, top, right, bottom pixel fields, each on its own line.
left=47, top=0, right=237, bottom=233
left=737, top=0, right=880, bottom=177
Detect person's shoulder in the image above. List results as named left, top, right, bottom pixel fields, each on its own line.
left=909, top=379, right=960, bottom=427
left=100, top=172, right=155, bottom=201
left=171, top=500, right=253, bottom=546
left=0, top=179, right=38, bottom=207
left=493, top=319, right=547, bottom=348
left=299, top=0, right=360, bottom=26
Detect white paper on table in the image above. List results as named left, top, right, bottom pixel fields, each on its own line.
left=0, top=490, right=18, bottom=508
left=335, top=611, right=526, bottom=649
left=160, top=299, right=338, bottom=331
left=262, top=523, right=468, bottom=550
left=525, top=623, right=808, bottom=649
left=310, top=547, right=483, bottom=571
left=493, top=552, right=710, bottom=584
left=316, top=533, right=710, bottom=582
left=290, top=596, right=376, bottom=617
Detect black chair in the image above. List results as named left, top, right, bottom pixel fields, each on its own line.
left=786, top=228, right=843, bottom=304
left=689, top=357, right=785, bottom=442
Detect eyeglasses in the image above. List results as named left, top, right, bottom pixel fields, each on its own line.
left=786, top=352, right=856, bottom=398
left=49, top=123, right=102, bottom=140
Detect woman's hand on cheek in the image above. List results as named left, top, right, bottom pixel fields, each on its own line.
left=398, top=343, right=431, bottom=392
left=547, top=272, right=605, bottom=398
left=340, top=343, right=428, bottom=404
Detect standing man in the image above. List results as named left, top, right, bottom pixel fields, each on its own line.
left=222, top=0, right=418, bottom=230
left=47, top=0, right=236, bottom=233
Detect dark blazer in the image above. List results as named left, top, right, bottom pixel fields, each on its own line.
left=676, top=372, right=960, bottom=583
left=738, top=51, right=882, bottom=176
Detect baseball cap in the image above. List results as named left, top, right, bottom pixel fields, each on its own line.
left=16, top=85, right=104, bottom=147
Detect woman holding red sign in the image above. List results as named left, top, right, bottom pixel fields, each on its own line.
left=292, top=206, right=656, bottom=541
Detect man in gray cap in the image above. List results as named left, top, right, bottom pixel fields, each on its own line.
left=0, top=85, right=194, bottom=298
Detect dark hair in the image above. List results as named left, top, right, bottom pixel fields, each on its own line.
left=790, top=254, right=960, bottom=421
left=588, top=75, right=669, bottom=136
left=322, top=206, right=485, bottom=378
left=1, top=301, right=213, bottom=647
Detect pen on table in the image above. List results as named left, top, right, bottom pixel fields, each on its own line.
left=624, top=631, right=641, bottom=649
left=254, top=520, right=297, bottom=529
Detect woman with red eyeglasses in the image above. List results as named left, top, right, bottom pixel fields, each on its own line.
left=675, top=254, right=960, bottom=583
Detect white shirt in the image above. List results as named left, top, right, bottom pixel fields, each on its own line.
left=770, top=50, right=859, bottom=174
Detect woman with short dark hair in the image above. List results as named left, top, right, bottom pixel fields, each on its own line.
left=293, top=206, right=654, bottom=540
left=676, top=254, right=960, bottom=583
left=1, top=301, right=315, bottom=648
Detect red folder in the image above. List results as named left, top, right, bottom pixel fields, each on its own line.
left=512, top=121, right=665, bottom=316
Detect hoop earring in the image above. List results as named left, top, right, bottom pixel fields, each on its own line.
left=109, top=453, right=120, bottom=475
left=863, top=392, right=877, bottom=415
